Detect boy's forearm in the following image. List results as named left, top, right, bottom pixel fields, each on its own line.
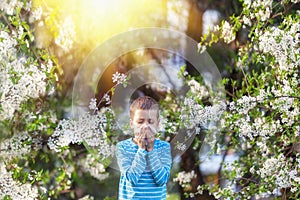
left=117, top=146, right=148, bottom=185
left=147, top=146, right=172, bottom=186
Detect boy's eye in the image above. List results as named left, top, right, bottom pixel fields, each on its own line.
left=148, top=119, right=154, bottom=124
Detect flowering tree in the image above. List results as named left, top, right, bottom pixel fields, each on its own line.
left=0, top=0, right=63, bottom=199
left=0, top=0, right=299, bottom=200
left=173, top=0, right=300, bottom=199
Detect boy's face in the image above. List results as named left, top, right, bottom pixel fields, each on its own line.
left=130, top=109, right=159, bottom=137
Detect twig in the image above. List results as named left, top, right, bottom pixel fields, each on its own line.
left=217, top=148, right=228, bottom=185
left=0, top=13, right=15, bottom=32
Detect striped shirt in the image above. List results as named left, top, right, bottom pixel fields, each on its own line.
left=116, top=138, right=172, bottom=200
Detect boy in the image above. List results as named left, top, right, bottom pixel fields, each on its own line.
left=116, top=96, right=172, bottom=200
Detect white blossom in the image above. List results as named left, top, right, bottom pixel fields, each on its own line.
left=291, top=187, right=298, bottom=193
left=180, top=97, right=226, bottom=130
left=88, top=98, right=98, bottom=111
left=112, top=72, right=127, bottom=85
left=197, top=43, right=206, bottom=54
left=0, top=163, right=39, bottom=200
left=54, top=16, right=76, bottom=52
left=0, top=0, right=25, bottom=15
left=0, top=31, right=18, bottom=59
left=243, top=0, right=252, bottom=8
left=256, top=89, right=267, bottom=102
left=77, top=154, right=109, bottom=181
left=29, top=6, right=43, bottom=23
left=0, top=132, right=41, bottom=159
left=259, top=24, right=299, bottom=72
left=257, top=154, right=300, bottom=189
left=242, top=15, right=252, bottom=26
left=187, top=79, right=209, bottom=98
left=102, top=93, right=111, bottom=105
left=48, top=108, right=114, bottom=159
left=221, top=21, right=236, bottom=43
left=0, top=30, right=52, bottom=120
left=176, top=143, right=186, bottom=151
left=257, top=6, right=271, bottom=21
left=98, top=141, right=115, bottom=158
left=245, top=0, right=273, bottom=21
left=236, top=95, right=257, bottom=114
left=158, top=113, right=168, bottom=132
left=291, top=0, right=300, bottom=3
left=235, top=117, right=255, bottom=139
left=233, top=115, right=283, bottom=140
left=173, top=170, right=197, bottom=187
left=79, top=195, right=95, bottom=200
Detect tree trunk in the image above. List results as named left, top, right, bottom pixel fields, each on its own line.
left=180, top=144, right=216, bottom=200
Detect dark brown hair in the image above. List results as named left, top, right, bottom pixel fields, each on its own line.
left=130, top=96, right=159, bottom=119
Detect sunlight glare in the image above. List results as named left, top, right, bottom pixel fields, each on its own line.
left=34, top=0, right=167, bottom=50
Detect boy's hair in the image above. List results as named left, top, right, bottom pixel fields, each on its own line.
left=130, top=96, right=159, bottom=119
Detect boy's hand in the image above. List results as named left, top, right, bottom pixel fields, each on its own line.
left=134, top=132, right=147, bottom=150
left=145, top=131, right=154, bottom=152
left=134, top=126, right=156, bottom=151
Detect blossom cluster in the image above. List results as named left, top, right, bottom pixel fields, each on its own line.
left=0, top=56, right=50, bottom=120
left=0, top=132, right=41, bottom=159
left=54, top=16, right=76, bottom=52
left=220, top=21, right=236, bottom=43
left=187, top=79, right=209, bottom=98
left=184, top=0, right=300, bottom=199
left=112, top=71, right=127, bottom=85
left=0, top=0, right=31, bottom=15
left=175, top=79, right=226, bottom=153
left=257, top=154, right=300, bottom=189
left=48, top=101, right=115, bottom=159
left=0, top=21, right=54, bottom=120
left=180, top=96, right=226, bottom=130
left=29, top=6, right=43, bottom=23
left=243, top=0, right=272, bottom=21
left=259, top=22, right=299, bottom=73
left=77, top=154, right=109, bottom=181
left=102, top=93, right=111, bottom=105
left=0, top=163, right=39, bottom=200
left=173, top=170, right=197, bottom=188
left=210, top=154, right=300, bottom=199
left=88, top=98, right=98, bottom=110
left=176, top=142, right=187, bottom=152
left=229, top=95, right=257, bottom=114
left=48, top=111, right=111, bottom=154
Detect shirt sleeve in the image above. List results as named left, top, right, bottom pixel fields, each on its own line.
left=116, top=142, right=147, bottom=186
left=147, top=142, right=172, bottom=186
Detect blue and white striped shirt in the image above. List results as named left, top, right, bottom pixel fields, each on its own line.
left=116, top=138, right=172, bottom=200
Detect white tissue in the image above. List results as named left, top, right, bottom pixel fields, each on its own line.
left=133, top=124, right=157, bottom=137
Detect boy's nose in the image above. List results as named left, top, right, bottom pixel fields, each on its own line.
left=140, top=121, right=148, bottom=125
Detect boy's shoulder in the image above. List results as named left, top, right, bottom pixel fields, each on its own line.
left=116, top=138, right=132, bottom=147
left=154, top=138, right=170, bottom=148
